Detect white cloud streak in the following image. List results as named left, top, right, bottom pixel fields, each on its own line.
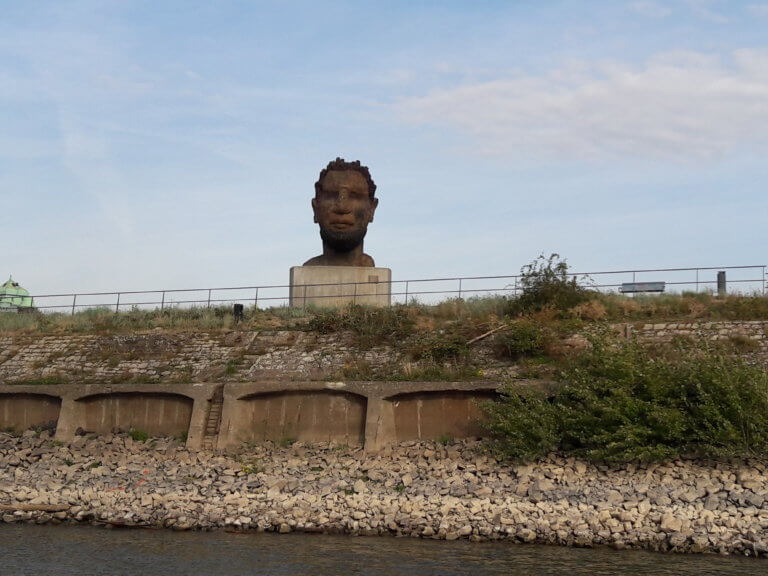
left=747, top=3, right=768, bottom=17
left=395, top=50, right=768, bottom=161
left=628, top=1, right=672, bottom=19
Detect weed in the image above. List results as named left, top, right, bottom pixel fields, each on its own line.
left=128, top=428, right=150, bottom=443
left=240, top=461, right=262, bottom=475
left=88, top=461, right=102, bottom=469
left=306, top=304, right=415, bottom=348
left=393, top=483, right=406, bottom=493
left=727, top=334, right=760, bottom=352
left=396, top=362, right=484, bottom=382
left=7, top=376, right=67, bottom=386
left=277, top=436, right=297, bottom=448
left=437, top=434, right=454, bottom=446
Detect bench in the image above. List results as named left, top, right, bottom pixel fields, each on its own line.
left=619, top=282, right=665, bottom=294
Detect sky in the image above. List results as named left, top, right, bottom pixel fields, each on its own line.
left=2, top=0, right=767, bottom=300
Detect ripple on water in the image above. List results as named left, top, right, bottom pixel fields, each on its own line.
left=0, top=525, right=763, bottom=576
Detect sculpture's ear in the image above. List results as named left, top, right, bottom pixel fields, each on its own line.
left=311, top=197, right=319, bottom=223
left=369, top=197, right=379, bottom=222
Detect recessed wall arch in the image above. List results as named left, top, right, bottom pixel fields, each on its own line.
left=236, top=389, right=367, bottom=445
left=0, top=393, right=61, bottom=433
left=386, top=389, right=498, bottom=442
left=77, top=392, right=193, bottom=436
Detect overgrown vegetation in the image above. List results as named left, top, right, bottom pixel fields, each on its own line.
left=493, top=320, right=550, bottom=360
left=505, top=254, right=592, bottom=316
left=128, top=428, right=150, bottom=442
left=484, top=336, right=768, bottom=463
left=305, top=304, right=416, bottom=348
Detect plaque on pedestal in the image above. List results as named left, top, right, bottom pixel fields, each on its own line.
left=290, top=266, right=392, bottom=308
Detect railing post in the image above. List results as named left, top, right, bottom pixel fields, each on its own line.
left=254, top=288, right=259, bottom=309
left=207, top=289, right=212, bottom=309
left=458, top=278, right=462, bottom=300
left=115, top=293, right=120, bottom=313
left=353, top=281, right=357, bottom=304
left=696, top=269, right=699, bottom=292
left=71, top=294, right=77, bottom=315
left=404, top=281, right=409, bottom=305
left=161, top=291, right=165, bottom=310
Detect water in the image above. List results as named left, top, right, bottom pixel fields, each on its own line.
left=0, top=524, right=763, bottom=575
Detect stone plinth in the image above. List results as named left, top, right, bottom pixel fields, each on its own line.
left=289, top=266, right=392, bottom=308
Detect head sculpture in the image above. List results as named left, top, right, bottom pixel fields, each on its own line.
left=304, top=157, right=379, bottom=267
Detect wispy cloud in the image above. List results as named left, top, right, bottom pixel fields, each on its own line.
left=746, top=3, right=768, bottom=17
left=395, top=50, right=768, bottom=161
left=685, top=0, right=729, bottom=23
left=628, top=1, right=672, bottom=19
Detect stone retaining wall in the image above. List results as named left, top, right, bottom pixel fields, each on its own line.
left=632, top=320, right=768, bottom=350
left=1, top=321, right=766, bottom=386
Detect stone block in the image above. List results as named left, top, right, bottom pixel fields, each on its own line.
left=289, top=266, right=392, bottom=308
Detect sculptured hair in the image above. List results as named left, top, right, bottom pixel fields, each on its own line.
left=315, top=157, right=376, bottom=198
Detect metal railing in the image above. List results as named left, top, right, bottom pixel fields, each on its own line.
left=21, top=264, right=766, bottom=314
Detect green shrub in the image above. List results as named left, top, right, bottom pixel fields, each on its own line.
left=408, top=333, right=469, bottom=363
left=493, top=321, right=548, bottom=359
left=506, top=254, right=591, bottom=316
left=484, top=336, right=768, bottom=463
left=483, top=386, right=559, bottom=461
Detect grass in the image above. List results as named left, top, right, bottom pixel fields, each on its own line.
left=589, top=291, right=768, bottom=322
left=2, top=292, right=766, bottom=337
left=5, top=376, right=68, bottom=386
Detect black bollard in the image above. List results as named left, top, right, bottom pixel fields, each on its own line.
left=717, top=271, right=726, bottom=297
left=233, top=303, right=244, bottom=323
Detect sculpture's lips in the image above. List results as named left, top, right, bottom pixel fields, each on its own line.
left=327, top=221, right=355, bottom=230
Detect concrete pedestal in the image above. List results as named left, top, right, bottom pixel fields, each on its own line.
left=289, top=266, right=392, bottom=308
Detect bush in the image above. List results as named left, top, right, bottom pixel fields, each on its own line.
left=493, top=320, right=548, bottom=359
left=484, top=336, right=768, bottom=463
left=506, top=254, right=591, bottom=316
left=409, top=333, right=470, bottom=363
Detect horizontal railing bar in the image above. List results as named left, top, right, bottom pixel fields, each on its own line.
left=26, top=277, right=765, bottom=313
left=21, top=265, right=766, bottom=313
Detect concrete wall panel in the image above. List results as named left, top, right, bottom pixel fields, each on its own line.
left=390, top=391, right=497, bottom=441
left=238, top=390, right=367, bottom=444
left=79, top=392, right=193, bottom=436
left=0, top=393, right=61, bottom=432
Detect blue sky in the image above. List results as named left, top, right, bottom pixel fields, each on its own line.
left=2, top=0, right=767, bottom=297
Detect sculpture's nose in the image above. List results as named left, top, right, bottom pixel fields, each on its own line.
left=332, top=191, right=352, bottom=212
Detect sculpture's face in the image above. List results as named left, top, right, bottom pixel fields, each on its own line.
left=312, top=170, right=378, bottom=252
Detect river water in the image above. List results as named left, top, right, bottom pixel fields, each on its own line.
left=0, top=524, right=764, bottom=575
